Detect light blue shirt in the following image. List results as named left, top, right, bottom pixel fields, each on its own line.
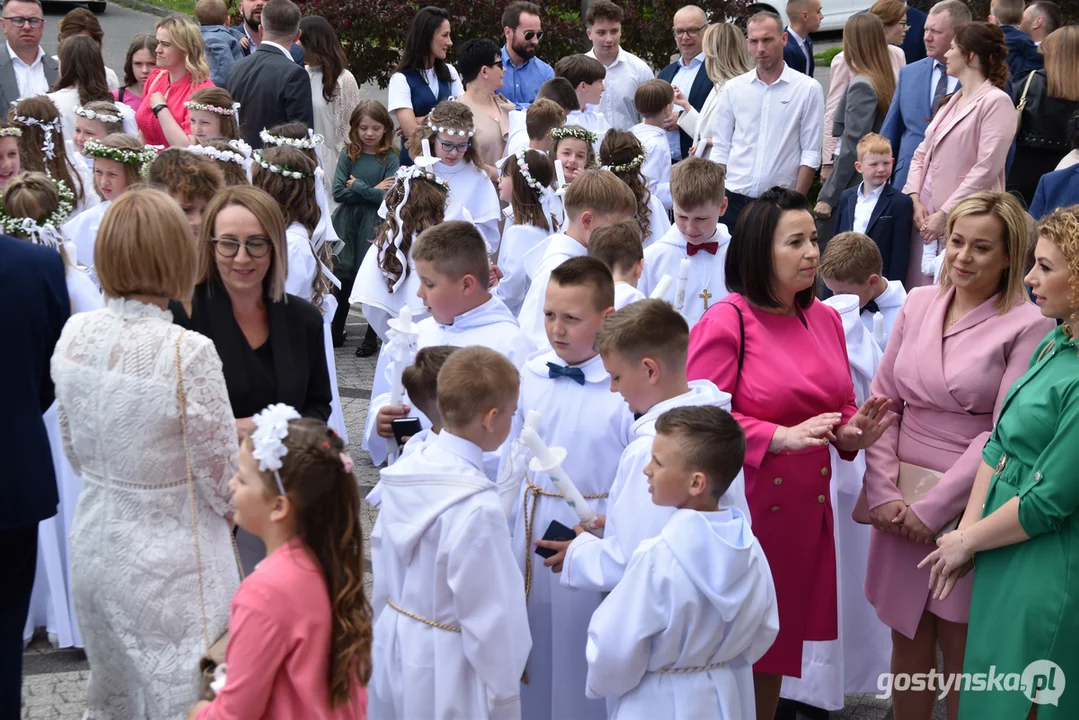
left=498, top=45, right=554, bottom=110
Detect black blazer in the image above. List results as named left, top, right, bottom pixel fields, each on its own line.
left=833, top=183, right=914, bottom=282
left=658, top=59, right=714, bottom=160
left=170, top=282, right=331, bottom=421
left=225, top=43, right=315, bottom=149
left=0, top=235, right=70, bottom=528
left=783, top=31, right=814, bottom=77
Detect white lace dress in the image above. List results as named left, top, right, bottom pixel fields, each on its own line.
left=51, top=298, right=240, bottom=720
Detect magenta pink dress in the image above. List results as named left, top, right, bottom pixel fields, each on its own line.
left=195, top=537, right=368, bottom=720
left=687, top=294, right=858, bottom=677
left=134, top=68, right=214, bottom=147
left=863, top=287, right=1052, bottom=639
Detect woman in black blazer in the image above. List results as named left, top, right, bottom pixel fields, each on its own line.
left=171, top=185, right=331, bottom=435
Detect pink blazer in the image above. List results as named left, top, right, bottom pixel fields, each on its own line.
left=902, top=79, right=1015, bottom=215
left=822, top=46, right=906, bottom=165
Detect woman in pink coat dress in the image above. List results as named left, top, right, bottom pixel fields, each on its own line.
left=903, top=22, right=1015, bottom=289
left=862, top=191, right=1053, bottom=720
left=687, top=187, right=895, bottom=720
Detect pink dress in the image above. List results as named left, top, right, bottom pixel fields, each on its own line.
left=687, top=294, right=858, bottom=677
left=134, top=68, right=214, bottom=147
left=112, top=86, right=143, bottom=114
left=195, top=537, right=368, bottom=720
left=863, top=286, right=1052, bottom=639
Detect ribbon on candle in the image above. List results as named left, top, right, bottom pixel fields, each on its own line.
left=385, top=305, right=420, bottom=465
left=496, top=411, right=542, bottom=519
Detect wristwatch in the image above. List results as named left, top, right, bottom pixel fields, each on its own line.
left=152, top=103, right=168, bottom=116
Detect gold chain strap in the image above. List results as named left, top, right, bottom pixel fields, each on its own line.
left=386, top=599, right=461, bottom=633
left=659, top=662, right=727, bottom=675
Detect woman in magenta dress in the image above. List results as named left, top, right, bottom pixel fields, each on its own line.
left=686, top=187, right=894, bottom=719
left=135, top=15, right=214, bottom=148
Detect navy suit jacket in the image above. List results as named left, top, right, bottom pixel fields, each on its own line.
left=880, top=56, right=951, bottom=191
left=833, top=183, right=914, bottom=281
left=229, top=25, right=304, bottom=66
left=901, top=6, right=927, bottom=65
left=1030, top=165, right=1079, bottom=220
left=0, top=235, right=70, bottom=529
left=783, top=30, right=814, bottom=77
left=225, top=44, right=315, bottom=149
left=658, top=59, right=713, bottom=160
left=1002, top=25, right=1043, bottom=80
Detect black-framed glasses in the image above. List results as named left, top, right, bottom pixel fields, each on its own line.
left=519, top=29, right=543, bottom=41
left=2, top=16, right=45, bottom=27
left=489, top=59, right=504, bottom=69
left=673, top=24, right=706, bottom=38
left=437, top=139, right=471, bottom=153
left=213, top=237, right=271, bottom=258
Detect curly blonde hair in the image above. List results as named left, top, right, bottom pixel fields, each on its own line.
left=374, top=176, right=447, bottom=291
left=1036, top=205, right=1079, bottom=317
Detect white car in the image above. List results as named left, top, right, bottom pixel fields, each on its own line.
left=752, top=1, right=877, bottom=32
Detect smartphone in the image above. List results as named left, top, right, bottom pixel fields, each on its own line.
left=534, top=520, right=576, bottom=559
left=391, top=417, right=423, bottom=446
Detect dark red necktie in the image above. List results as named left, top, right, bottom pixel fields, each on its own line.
left=686, top=241, right=719, bottom=257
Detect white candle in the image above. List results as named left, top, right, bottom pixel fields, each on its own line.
left=873, top=312, right=885, bottom=345
left=520, top=423, right=598, bottom=528
left=694, top=142, right=708, bottom=158
left=554, top=158, right=567, bottom=188
left=421, top=138, right=432, bottom=159
left=399, top=304, right=413, bottom=328
left=674, top=258, right=692, bottom=311
left=649, top=274, right=673, bottom=300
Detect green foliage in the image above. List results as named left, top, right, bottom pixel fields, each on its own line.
left=815, top=45, right=843, bottom=68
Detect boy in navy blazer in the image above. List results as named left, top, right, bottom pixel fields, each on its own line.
left=833, top=134, right=914, bottom=281
left=782, top=0, right=823, bottom=76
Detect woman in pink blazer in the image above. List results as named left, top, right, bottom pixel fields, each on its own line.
left=903, top=23, right=1014, bottom=289
left=863, top=192, right=1053, bottom=720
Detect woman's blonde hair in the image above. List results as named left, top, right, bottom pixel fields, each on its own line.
left=1041, top=26, right=1079, bottom=103
left=198, top=185, right=289, bottom=303
left=868, top=0, right=907, bottom=28
left=843, top=13, right=897, bottom=115
left=939, top=191, right=1031, bottom=314
left=1035, top=204, right=1079, bottom=316
left=156, top=14, right=210, bottom=86
left=702, top=23, right=752, bottom=85
left=96, top=188, right=199, bottom=301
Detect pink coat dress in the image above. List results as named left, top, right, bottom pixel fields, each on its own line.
left=687, top=294, right=858, bottom=677
left=902, top=80, right=1015, bottom=288
left=863, top=286, right=1052, bottom=639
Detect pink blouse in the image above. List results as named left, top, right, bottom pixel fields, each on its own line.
left=112, top=86, right=144, bottom=114
left=195, top=537, right=368, bottom=720
left=134, top=68, right=214, bottom=147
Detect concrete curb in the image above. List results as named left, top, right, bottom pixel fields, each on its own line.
left=108, top=0, right=172, bottom=18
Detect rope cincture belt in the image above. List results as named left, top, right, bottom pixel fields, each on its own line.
left=386, top=599, right=461, bottom=633
left=658, top=661, right=727, bottom=674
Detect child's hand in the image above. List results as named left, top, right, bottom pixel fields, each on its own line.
left=488, top=263, right=503, bottom=287
left=376, top=404, right=410, bottom=439
left=573, top=515, right=605, bottom=537
left=672, top=87, right=691, bottom=112
left=345, top=175, right=355, bottom=190
left=813, top=201, right=832, bottom=219
left=239, top=36, right=250, bottom=51
left=534, top=538, right=573, bottom=573
left=376, top=177, right=395, bottom=191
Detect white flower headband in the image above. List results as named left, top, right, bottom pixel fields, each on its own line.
left=0, top=126, right=21, bottom=138
left=512, top=148, right=547, bottom=197
left=11, top=101, right=62, bottom=160
left=75, top=104, right=122, bottom=125
left=0, top=177, right=75, bottom=248
left=427, top=120, right=475, bottom=138
left=260, top=128, right=323, bottom=149
left=253, top=149, right=314, bottom=179
left=83, top=140, right=159, bottom=177
left=185, top=100, right=241, bottom=121
left=601, top=149, right=647, bottom=174
left=187, top=140, right=252, bottom=169
left=250, top=404, right=300, bottom=494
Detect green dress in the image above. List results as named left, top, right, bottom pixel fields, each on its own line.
left=331, top=148, right=399, bottom=280
left=961, top=325, right=1079, bottom=719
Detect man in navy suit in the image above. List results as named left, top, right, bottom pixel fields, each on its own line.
left=229, top=0, right=304, bottom=66
left=782, top=0, right=822, bottom=77
left=1030, top=164, right=1079, bottom=220
left=880, top=0, right=971, bottom=192
left=0, top=235, right=69, bottom=716
left=658, top=5, right=715, bottom=162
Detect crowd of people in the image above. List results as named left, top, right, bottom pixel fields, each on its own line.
left=2, top=0, right=1078, bottom=719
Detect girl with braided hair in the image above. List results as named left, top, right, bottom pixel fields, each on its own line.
left=598, top=129, right=671, bottom=249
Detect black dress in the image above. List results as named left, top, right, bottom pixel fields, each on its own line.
left=1010, top=70, right=1079, bottom=207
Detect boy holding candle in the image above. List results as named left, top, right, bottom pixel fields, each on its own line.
left=583, top=405, right=778, bottom=719
left=369, top=346, right=532, bottom=720
left=500, top=255, right=633, bottom=720
left=638, top=158, right=732, bottom=326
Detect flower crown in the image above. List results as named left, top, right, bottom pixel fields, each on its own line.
left=513, top=148, right=547, bottom=197
left=0, top=177, right=75, bottom=248
left=185, top=100, right=241, bottom=117
left=187, top=139, right=253, bottom=169
left=251, top=404, right=300, bottom=494
left=392, top=163, right=450, bottom=191
left=11, top=101, right=63, bottom=160
left=83, top=140, right=159, bottom=177
left=259, top=128, right=324, bottom=149
left=601, top=149, right=646, bottom=174
left=427, top=120, right=475, bottom=138
left=0, top=126, right=21, bottom=138
left=253, top=149, right=314, bottom=179
left=550, top=125, right=597, bottom=145
left=75, top=105, right=122, bottom=125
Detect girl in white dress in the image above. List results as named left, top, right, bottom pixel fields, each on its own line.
left=51, top=188, right=240, bottom=719
left=11, top=96, right=91, bottom=216
left=599, top=129, right=672, bottom=249
left=495, top=148, right=558, bottom=315
left=260, top=123, right=340, bottom=253
left=184, top=87, right=241, bottom=145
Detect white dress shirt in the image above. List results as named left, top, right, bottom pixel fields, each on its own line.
left=667, top=52, right=705, bottom=160
left=852, top=181, right=886, bottom=235
left=586, top=46, right=654, bottom=131
left=709, top=64, right=824, bottom=198
left=928, top=60, right=959, bottom=108
left=387, top=65, right=464, bottom=113
left=8, top=42, right=48, bottom=99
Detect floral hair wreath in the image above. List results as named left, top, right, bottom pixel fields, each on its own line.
left=0, top=177, right=75, bottom=249
left=0, top=126, right=21, bottom=138
left=391, top=163, right=450, bottom=191
left=83, top=140, right=159, bottom=177
left=253, top=149, right=314, bottom=179
left=513, top=148, right=547, bottom=197
left=185, top=100, right=241, bottom=119
left=11, top=100, right=62, bottom=160
left=259, top=128, right=324, bottom=150
left=427, top=120, right=475, bottom=138
left=550, top=125, right=597, bottom=145
left=187, top=139, right=253, bottom=169
left=602, top=148, right=647, bottom=174
left=75, top=105, right=122, bottom=124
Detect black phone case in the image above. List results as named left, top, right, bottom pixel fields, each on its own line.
left=391, top=417, right=423, bottom=445
left=534, top=520, right=576, bottom=558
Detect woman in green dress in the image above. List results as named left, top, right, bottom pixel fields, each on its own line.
left=921, top=205, right=1079, bottom=719
left=331, top=99, right=400, bottom=355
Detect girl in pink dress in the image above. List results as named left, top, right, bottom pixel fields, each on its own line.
left=190, top=407, right=370, bottom=720
left=687, top=187, right=894, bottom=719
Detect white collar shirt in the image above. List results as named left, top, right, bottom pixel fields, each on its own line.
left=8, top=42, right=48, bottom=99
left=260, top=40, right=293, bottom=60
left=853, top=182, right=886, bottom=235
left=586, top=46, right=654, bottom=131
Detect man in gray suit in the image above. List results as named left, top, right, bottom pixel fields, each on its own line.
left=0, top=0, right=58, bottom=111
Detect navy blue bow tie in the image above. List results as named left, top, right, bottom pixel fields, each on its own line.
left=547, top=362, right=586, bottom=385
left=861, top=299, right=880, bottom=315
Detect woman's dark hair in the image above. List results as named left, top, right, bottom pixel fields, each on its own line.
left=53, top=36, right=112, bottom=105
left=298, top=16, right=348, bottom=103
left=725, top=187, right=817, bottom=310
left=536, top=77, right=580, bottom=112
left=57, top=7, right=104, bottom=44
left=122, top=33, right=158, bottom=88
left=395, top=6, right=453, bottom=82
left=457, top=38, right=500, bottom=87
left=953, top=22, right=1010, bottom=91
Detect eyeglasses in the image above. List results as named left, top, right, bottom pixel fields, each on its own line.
left=489, top=60, right=504, bottom=69
left=2, top=16, right=45, bottom=28
left=437, top=139, right=471, bottom=153
left=518, top=29, right=543, bottom=41
left=213, top=237, right=271, bottom=258
left=673, top=24, right=706, bottom=38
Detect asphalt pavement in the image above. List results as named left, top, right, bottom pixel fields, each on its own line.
left=41, top=2, right=162, bottom=77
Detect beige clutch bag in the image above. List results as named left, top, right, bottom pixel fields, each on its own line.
left=853, top=462, right=961, bottom=537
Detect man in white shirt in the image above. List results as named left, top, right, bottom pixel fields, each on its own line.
left=0, top=0, right=55, bottom=111
left=709, top=10, right=823, bottom=227
left=657, top=5, right=713, bottom=162
left=584, top=1, right=654, bottom=132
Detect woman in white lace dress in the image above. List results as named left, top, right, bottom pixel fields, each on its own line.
left=50, top=189, right=240, bottom=720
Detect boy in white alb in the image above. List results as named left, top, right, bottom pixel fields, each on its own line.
left=365, top=221, right=535, bottom=467
left=585, top=405, right=778, bottom=720
left=587, top=219, right=646, bottom=310
left=540, top=300, right=750, bottom=596
left=518, top=169, right=637, bottom=348
left=819, top=231, right=907, bottom=351
left=369, top=346, right=531, bottom=720
left=630, top=79, right=676, bottom=209
left=500, top=257, right=634, bottom=720
left=639, top=158, right=732, bottom=326
left=555, top=54, right=611, bottom=155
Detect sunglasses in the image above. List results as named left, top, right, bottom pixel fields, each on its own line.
left=213, top=237, right=271, bottom=258
left=488, top=60, right=504, bottom=69
left=518, top=29, right=543, bottom=41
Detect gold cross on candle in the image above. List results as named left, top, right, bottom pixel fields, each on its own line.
left=699, top=289, right=713, bottom=309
